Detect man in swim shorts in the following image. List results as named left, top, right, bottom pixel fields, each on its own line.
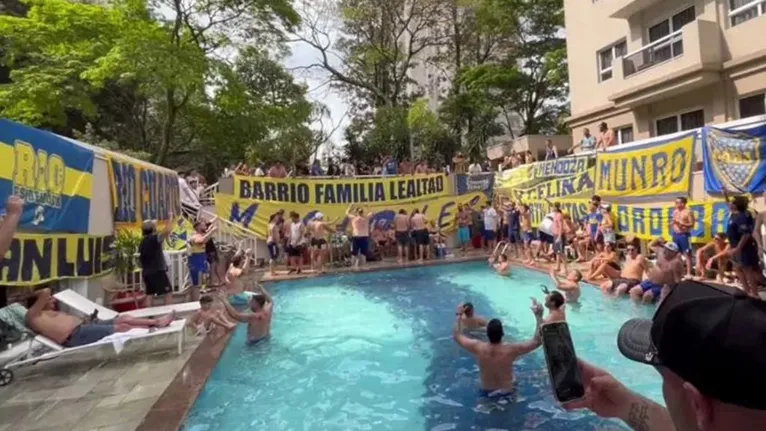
left=453, top=299, right=543, bottom=398
left=602, top=242, right=649, bottom=295
left=189, top=219, right=217, bottom=300
left=308, top=212, right=334, bottom=273
left=628, top=240, right=684, bottom=304
left=347, top=205, right=375, bottom=269
left=456, top=204, right=472, bottom=255
left=218, top=283, right=273, bottom=344
left=225, top=249, right=253, bottom=307
left=26, top=288, right=175, bottom=348
left=411, top=209, right=430, bottom=262
left=394, top=209, right=411, bottom=263
left=483, top=203, right=499, bottom=253
left=671, top=197, right=695, bottom=278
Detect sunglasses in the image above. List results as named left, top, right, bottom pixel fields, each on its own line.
left=627, top=247, right=636, bottom=251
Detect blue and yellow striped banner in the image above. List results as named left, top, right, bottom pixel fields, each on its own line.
left=0, top=118, right=94, bottom=233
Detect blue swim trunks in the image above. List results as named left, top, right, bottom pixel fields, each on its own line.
left=671, top=232, right=691, bottom=254
left=639, top=280, right=663, bottom=299
left=188, top=252, right=208, bottom=286
left=458, top=226, right=471, bottom=244
left=484, top=229, right=496, bottom=241
left=478, top=388, right=516, bottom=400
left=522, top=231, right=533, bottom=244
left=64, top=319, right=115, bottom=347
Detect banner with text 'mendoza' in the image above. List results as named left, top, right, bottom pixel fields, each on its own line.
left=0, top=118, right=94, bottom=233
left=702, top=124, right=766, bottom=194
left=216, top=190, right=486, bottom=240
left=595, top=133, right=695, bottom=198
left=108, top=155, right=181, bottom=232
left=1, top=233, right=114, bottom=286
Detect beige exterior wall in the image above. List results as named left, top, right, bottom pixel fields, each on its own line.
left=565, top=0, right=766, bottom=142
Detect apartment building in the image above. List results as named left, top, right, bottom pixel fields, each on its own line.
left=564, top=0, right=766, bottom=144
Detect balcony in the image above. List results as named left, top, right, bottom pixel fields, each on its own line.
left=607, top=19, right=723, bottom=108
left=599, top=0, right=663, bottom=19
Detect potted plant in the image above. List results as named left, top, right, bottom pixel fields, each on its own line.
left=107, top=230, right=146, bottom=311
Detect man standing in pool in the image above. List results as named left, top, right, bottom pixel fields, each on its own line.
left=453, top=300, right=544, bottom=397
left=217, top=284, right=273, bottom=344
left=455, top=302, right=488, bottom=330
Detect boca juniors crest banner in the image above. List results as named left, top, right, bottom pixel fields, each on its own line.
left=702, top=124, right=766, bottom=194
left=456, top=173, right=494, bottom=197
left=0, top=118, right=94, bottom=234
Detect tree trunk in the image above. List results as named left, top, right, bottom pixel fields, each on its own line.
left=156, top=88, right=177, bottom=166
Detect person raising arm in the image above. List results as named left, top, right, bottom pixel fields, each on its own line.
left=0, top=195, right=23, bottom=259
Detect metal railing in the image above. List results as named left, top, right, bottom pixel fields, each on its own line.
left=622, top=30, right=683, bottom=77
left=728, top=0, right=765, bottom=26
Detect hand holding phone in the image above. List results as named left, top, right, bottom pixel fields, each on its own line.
left=540, top=284, right=551, bottom=295
left=541, top=322, right=585, bottom=403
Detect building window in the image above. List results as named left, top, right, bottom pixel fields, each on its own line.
left=648, top=6, right=695, bottom=63
left=655, top=109, right=705, bottom=136
left=740, top=93, right=766, bottom=118
left=729, top=0, right=766, bottom=26
left=598, top=40, right=627, bottom=82
left=617, top=126, right=634, bottom=145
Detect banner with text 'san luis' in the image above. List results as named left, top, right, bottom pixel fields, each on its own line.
left=0, top=118, right=94, bottom=233
left=702, top=124, right=766, bottom=194
left=595, top=132, right=695, bottom=198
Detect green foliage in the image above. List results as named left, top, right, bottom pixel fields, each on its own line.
left=112, top=229, right=142, bottom=275
left=0, top=0, right=311, bottom=178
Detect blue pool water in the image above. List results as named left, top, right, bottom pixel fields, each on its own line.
left=183, top=262, right=661, bottom=430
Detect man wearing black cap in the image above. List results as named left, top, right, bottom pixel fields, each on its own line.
left=453, top=300, right=544, bottom=397
left=564, top=280, right=766, bottom=430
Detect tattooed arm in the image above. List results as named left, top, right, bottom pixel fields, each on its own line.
left=563, top=360, right=675, bottom=431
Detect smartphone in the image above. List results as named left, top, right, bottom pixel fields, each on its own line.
left=540, top=284, right=550, bottom=295
left=541, top=322, right=585, bottom=402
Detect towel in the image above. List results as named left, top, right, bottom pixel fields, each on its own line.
left=100, top=328, right=150, bottom=354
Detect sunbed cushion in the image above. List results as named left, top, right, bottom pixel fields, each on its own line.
left=0, top=303, right=32, bottom=339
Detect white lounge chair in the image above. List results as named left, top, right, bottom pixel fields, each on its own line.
left=53, top=289, right=200, bottom=320
left=1, top=319, right=186, bottom=386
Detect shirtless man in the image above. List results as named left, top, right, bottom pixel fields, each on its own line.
left=25, top=288, right=175, bottom=348
left=601, top=243, right=649, bottom=295
left=308, top=212, right=334, bottom=273
left=225, top=249, right=252, bottom=307
left=671, top=197, right=695, bottom=278
left=218, top=284, right=273, bottom=344
left=393, top=209, right=410, bottom=263
left=456, top=302, right=488, bottom=330
left=347, top=205, right=374, bottom=268
left=517, top=204, right=533, bottom=265
left=550, top=204, right=568, bottom=274
left=695, top=233, right=729, bottom=281
left=540, top=291, right=566, bottom=323
left=595, top=122, right=615, bottom=150
left=456, top=204, right=472, bottom=254
left=453, top=300, right=543, bottom=397
left=494, top=254, right=511, bottom=276
left=266, top=214, right=281, bottom=275
left=410, top=209, right=429, bottom=262
left=584, top=242, right=621, bottom=281
left=548, top=268, right=582, bottom=303
left=627, top=239, right=685, bottom=304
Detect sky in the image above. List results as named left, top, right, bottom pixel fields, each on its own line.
left=283, top=39, right=351, bottom=160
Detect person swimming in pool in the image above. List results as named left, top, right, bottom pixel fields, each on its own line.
left=453, top=299, right=543, bottom=397
left=225, top=249, right=252, bottom=307
left=217, top=284, right=273, bottom=344
left=455, top=302, right=488, bottom=330
left=493, top=254, right=511, bottom=276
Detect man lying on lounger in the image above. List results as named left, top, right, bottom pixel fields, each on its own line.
left=26, top=288, right=175, bottom=348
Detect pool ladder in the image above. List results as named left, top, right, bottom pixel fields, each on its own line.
left=492, top=241, right=510, bottom=258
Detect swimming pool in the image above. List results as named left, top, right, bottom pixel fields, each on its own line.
left=183, top=262, right=661, bottom=430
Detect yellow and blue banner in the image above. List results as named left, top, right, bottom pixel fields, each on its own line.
left=456, top=173, right=494, bottom=197
left=235, top=174, right=448, bottom=205
left=165, top=218, right=194, bottom=251
left=595, top=133, right=695, bottom=198
left=520, top=198, right=731, bottom=244
left=0, top=232, right=114, bottom=286
left=216, top=190, right=486, bottom=240
left=0, top=118, right=94, bottom=233
left=496, top=165, right=532, bottom=191
left=529, top=154, right=593, bottom=179
left=703, top=124, right=766, bottom=193
left=510, top=168, right=595, bottom=202
left=108, top=156, right=181, bottom=232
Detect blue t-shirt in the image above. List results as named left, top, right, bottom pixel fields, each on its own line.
left=727, top=211, right=757, bottom=250
left=584, top=211, right=602, bottom=237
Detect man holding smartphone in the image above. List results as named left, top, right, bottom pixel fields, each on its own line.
left=453, top=300, right=544, bottom=397
left=563, top=280, right=766, bottom=430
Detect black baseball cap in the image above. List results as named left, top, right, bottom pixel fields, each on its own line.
left=617, top=280, right=766, bottom=410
